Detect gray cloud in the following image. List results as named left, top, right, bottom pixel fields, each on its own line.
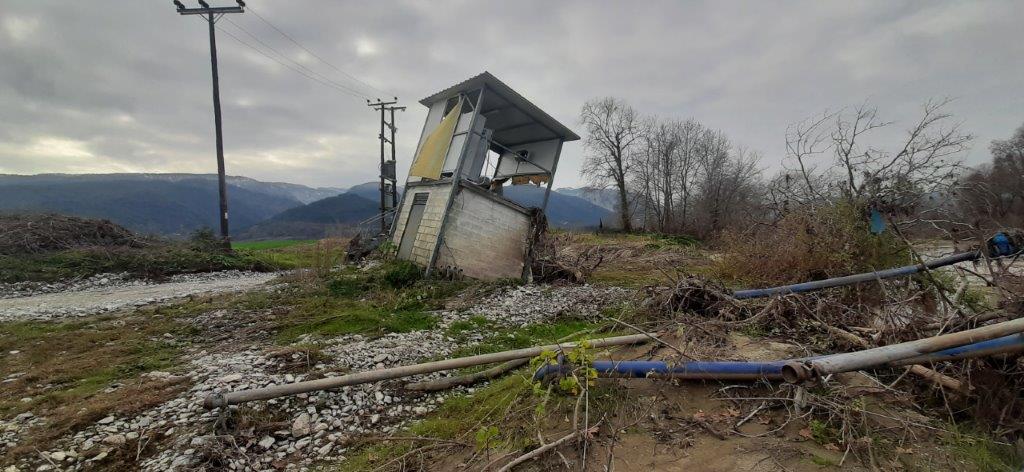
left=0, top=0, right=1021, bottom=188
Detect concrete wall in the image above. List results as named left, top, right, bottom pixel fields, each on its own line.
left=392, top=184, right=451, bottom=267
left=436, top=187, right=532, bottom=280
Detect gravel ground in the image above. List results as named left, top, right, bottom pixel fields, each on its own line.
left=2, top=282, right=632, bottom=471
left=0, top=271, right=281, bottom=322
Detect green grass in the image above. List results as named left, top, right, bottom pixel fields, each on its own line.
left=943, top=426, right=1023, bottom=472
left=233, top=239, right=316, bottom=250
left=277, top=306, right=438, bottom=342
left=0, top=244, right=287, bottom=283
left=447, top=320, right=604, bottom=359
left=270, top=260, right=466, bottom=343
left=335, top=374, right=533, bottom=471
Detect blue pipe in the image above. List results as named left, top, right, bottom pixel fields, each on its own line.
left=732, top=251, right=979, bottom=299
left=533, top=333, right=1024, bottom=382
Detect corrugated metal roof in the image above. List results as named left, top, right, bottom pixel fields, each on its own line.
left=419, top=71, right=580, bottom=142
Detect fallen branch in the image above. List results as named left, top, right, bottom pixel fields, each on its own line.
left=905, top=365, right=968, bottom=394
left=496, top=424, right=600, bottom=472
left=406, top=330, right=594, bottom=392
left=405, top=359, right=529, bottom=392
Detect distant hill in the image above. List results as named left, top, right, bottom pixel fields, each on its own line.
left=0, top=173, right=344, bottom=205
left=555, top=186, right=619, bottom=212
left=503, top=185, right=612, bottom=229
left=0, top=175, right=301, bottom=237
left=239, top=193, right=379, bottom=240
left=344, top=181, right=403, bottom=203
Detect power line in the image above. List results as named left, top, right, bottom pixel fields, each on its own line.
left=245, top=4, right=392, bottom=99
left=221, top=17, right=372, bottom=100
left=215, top=25, right=368, bottom=102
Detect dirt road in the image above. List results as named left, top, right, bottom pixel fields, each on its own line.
left=0, top=271, right=280, bottom=322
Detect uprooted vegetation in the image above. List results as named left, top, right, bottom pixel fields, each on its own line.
left=336, top=212, right=1023, bottom=471
left=0, top=214, right=303, bottom=283
left=712, top=203, right=908, bottom=286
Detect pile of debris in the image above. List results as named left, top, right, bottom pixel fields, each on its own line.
left=0, top=213, right=148, bottom=255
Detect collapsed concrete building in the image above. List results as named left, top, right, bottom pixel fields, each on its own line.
left=390, top=72, right=579, bottom=280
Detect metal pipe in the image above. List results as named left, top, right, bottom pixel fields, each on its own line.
left=203, top=333, right=654, bottom=408
left=732, top=251, right=979, bottom=299
left=889, top=333, right=1024, bottom=365
left=533, top=323, right=1024, bottom=383
left=784, top=316, right=1024, bottom=382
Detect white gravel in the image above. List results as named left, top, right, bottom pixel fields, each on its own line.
left=0, top=282, right=633, bottom=471
left=0, top=271, right=281, bottom=322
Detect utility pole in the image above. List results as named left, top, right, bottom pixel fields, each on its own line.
left=174, top=0, right=245, bottom=250
left=367, top=98, right=405, bottom=234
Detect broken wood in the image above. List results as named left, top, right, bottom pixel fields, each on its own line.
left=905, top=365, right=968, bottom=393
left=404, top=358, right=529, bottom=392
left=496, top=423, right=600, bottom=472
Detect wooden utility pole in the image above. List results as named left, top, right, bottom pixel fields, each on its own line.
left=367, top=99, right=405, bottom=233
left=174, top=0, right=244, bottom=250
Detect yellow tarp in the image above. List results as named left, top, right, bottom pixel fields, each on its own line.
left=409, top=99, right=462, bottom=180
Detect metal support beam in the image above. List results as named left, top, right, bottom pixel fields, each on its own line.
left=541, top=139, right=563, bottom=211
left=425, top=88, right=484, bottom=276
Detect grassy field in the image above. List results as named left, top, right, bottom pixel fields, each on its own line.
left=233, top=239, right=317, bottom=250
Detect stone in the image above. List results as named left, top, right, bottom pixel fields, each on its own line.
left=97, top=416, right=115, bottom=425
left=220, top=373, right=244, bottom=383
left=49, top=451, right=67, bottom=461
left=258, top=436, right=275, bottom=449
left=292, top=413, right=311, bottom=437
left=103, top=434, right=126, bottom=446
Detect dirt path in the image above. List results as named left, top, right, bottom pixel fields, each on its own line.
left=0, top=271, right=280, bottom=322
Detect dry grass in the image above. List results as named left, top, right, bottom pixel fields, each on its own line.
left=713, top=204, right=907, bottom=287
left=0, top=309, right=197, bottom=465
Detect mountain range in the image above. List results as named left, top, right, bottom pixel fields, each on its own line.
left=0, top=173, right=612, bottom=239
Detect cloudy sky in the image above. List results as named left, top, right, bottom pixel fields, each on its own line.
left=1, top=1, right=1021, bottom=189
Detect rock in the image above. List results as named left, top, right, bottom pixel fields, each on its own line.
left=49, top=451, right=67, bottom=462
left=258, top=436, right=275, bottom=449
left=88, top=451, right=108, bottom=462
left=97, top=416, right=115, bottom=425
left=219, top=373, right=244, bottom=383
left=103, top=433, right=126, bottom=446
left=292, top=413, right=311, bottom=437
left=370, top=414, right=380, bottom=425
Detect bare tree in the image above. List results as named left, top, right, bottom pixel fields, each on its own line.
left=580, top=97, right=644, bottom=231
left=693, top=133, right=763, bottom=234
left=957, top=122, right=1024, bottom=228
left=634, top=117, right=685, bottom=232
left=778, top=99, right=972, bottom=221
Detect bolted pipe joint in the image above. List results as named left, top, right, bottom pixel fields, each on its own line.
left=780, top=361, right=814, bottom=384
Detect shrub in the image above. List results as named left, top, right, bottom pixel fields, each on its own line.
left=713, top=203, right=906, bottom=286
left=380, top=260, right=422, bottom=288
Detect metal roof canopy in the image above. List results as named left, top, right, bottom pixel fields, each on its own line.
left=419, top=71, right=580, bottom=147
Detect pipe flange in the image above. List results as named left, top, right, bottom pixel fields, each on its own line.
left=781, top=361, right=814, bottom=384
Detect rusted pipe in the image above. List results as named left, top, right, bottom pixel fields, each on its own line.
left=203, top=333, right=655, bottom=408
left=781, top=317, right=1024, bottom=382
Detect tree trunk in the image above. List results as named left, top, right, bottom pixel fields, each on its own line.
left=617, top=177, right=632, bottom=231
